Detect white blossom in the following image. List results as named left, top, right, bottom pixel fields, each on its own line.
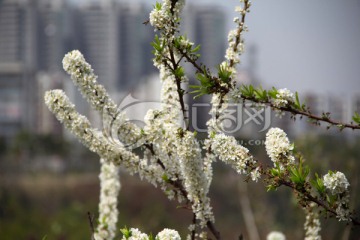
left=149, top=5, right=167, bottom=30
left=224, top=0, right=250, bottom=71
left=267, top=231, right=286, bottom=240
left=265, top=127, right=295, bottom=168
left=62, top=50, right=116, bottom=114
left=149, top=0, right=185, bottom=33
left=94, top=159, right=120, bottom=240
left=44, top=90, right=163, bottom=185
left=335, top=195, right=351, bottom=221
left=250, top=167, right=261, bottom=182
left=323, top=171, right=351, bottom=221
left=304, top=203, right=322, bottom=240
left=209, top=134, right=257, bottom=178
left=273, top=88, right=295, bottom=108
left=176, top=131, right=214, bottom=226
left=159, top=66, right=182, bottom=122
left=323, top=171, right=349, bottom=195
left=62, top=50, right=143, bottom=148
left=121, top=228, right=149, bottom=240
left=156, top=228, right=181, bottom=240
left=207, top=93, right=229, bottom=132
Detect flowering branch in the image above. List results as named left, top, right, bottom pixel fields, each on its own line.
left=263, top=128, right=359, bottom=229
left=233, top=85, right=360, bottom=131
left=43, top=0, right=360, bottom=239
left=95, top=159, right=121, bottom=240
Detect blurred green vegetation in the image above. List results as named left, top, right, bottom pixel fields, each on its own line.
left=0, top=174, right=99, bottom=239
left=0, top=132, right=359, bottom=239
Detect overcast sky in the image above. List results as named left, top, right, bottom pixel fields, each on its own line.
left=78, top=0, right=360, bottom=95
left=154, top=0, right=360, bottom=95
left=238, top=0, right=360, bottom=96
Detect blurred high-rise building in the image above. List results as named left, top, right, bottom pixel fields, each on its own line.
left=75, top=1, right=119, bottom=92
left=74, top=1, right=154, bottom=92
left=118, top=3, right=154, bottom=91
left=182, top=5, right=226, bottom=70
left=36, top=0, right=71, bottom=72
left=182, top=5, right=227, bottom=133
left=0, top=1, right=231, bottom=141
left=0, top=0, right=38, bottom=140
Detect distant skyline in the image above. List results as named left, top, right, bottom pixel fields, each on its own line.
left=71, top=0, right=360, bottom=96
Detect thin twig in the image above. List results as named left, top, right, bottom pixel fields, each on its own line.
left=241, top=96, right=360, bottom=130
left=229, top=0, right=250, bottom=68
left=207, top=221, right=221, bottom=240
left=191, top=213, right=196, bottom=240
left=87, top=211, right=96, bottom=240
left=277, top=179, right=360, bottom=225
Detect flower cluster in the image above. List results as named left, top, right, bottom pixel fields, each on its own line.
left=323, top=171, right=351, bottom=221
left=143, top=112, right=185, bottom=201
left=157, top=228, right=181, bottom=240
left=121, top=228, right=149, bottom=240
left=62, top=50, right=143, bottom=148
left=272, top=88, right=295, bottom=108
left=121, top=228, right=181, bottom=240
left=177, top=131, right=214, bottom=226
left=206, top=93, right=229, bottom=132
left=267, top=231, right=286, bottom=240
left=95, top=159, right=120, bottom=240
left=224, top=0, right=251, bottom=77
left=323, top=171, right=349, bottom=195
left=265, top=127, right=295, bottom=168
left=44, top=90, right=163, bottom=185
left=159, top=66, right=182, bottom=122
left=225, top=27, right=244, bottom=65
left=62, top=50, right=116, bottom=115
left=149, top=0, right=185, bottom=33
left=304, top=203, right=322, bottom=240
left=149, top=3, right=166, bottom=30
left=209, top=133, right=260, bottom=181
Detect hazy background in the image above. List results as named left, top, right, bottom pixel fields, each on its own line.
left=100, top=0, right=360, bottom=95
left=1, top=0, right=360, bottom=239
left=201, top=0, right=360, bottom=95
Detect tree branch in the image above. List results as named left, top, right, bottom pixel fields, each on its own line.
left=241, top=95, right=360, bottom=130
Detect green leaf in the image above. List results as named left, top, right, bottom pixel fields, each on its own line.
left=289, top=160, right=309, bottom=187
left=174, top=66, right=185, bottom=78
left=154, top=2, right=162, bottom=10
left=267, top=184, right=278, bottom=191
left=190, top=73, right=216, bottom=98
left=149, top=233, right=156, bottom=240
left=191, top=44, right=201, bottom=53
left=352, top=112, right=360, bottom=124
left=268, top=87, right=278, bottom=99
left=270, top=168, right=280, bottom=177
left=151, top=35, right=164, bottom=53
left=239, top=84, right=255, bottom=98
left=162, top=174, right=170, bottom=183
left=294, top=92, right=301, bottom=109
left=121, top=226, right=132, bottom=239
left=217, top=64, right=232, bottom=83
left=325, top=193, right=337, bottom=206
left=254, top=86, right=268, bottom=101
left=311, top=173, right=326, bottom=194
